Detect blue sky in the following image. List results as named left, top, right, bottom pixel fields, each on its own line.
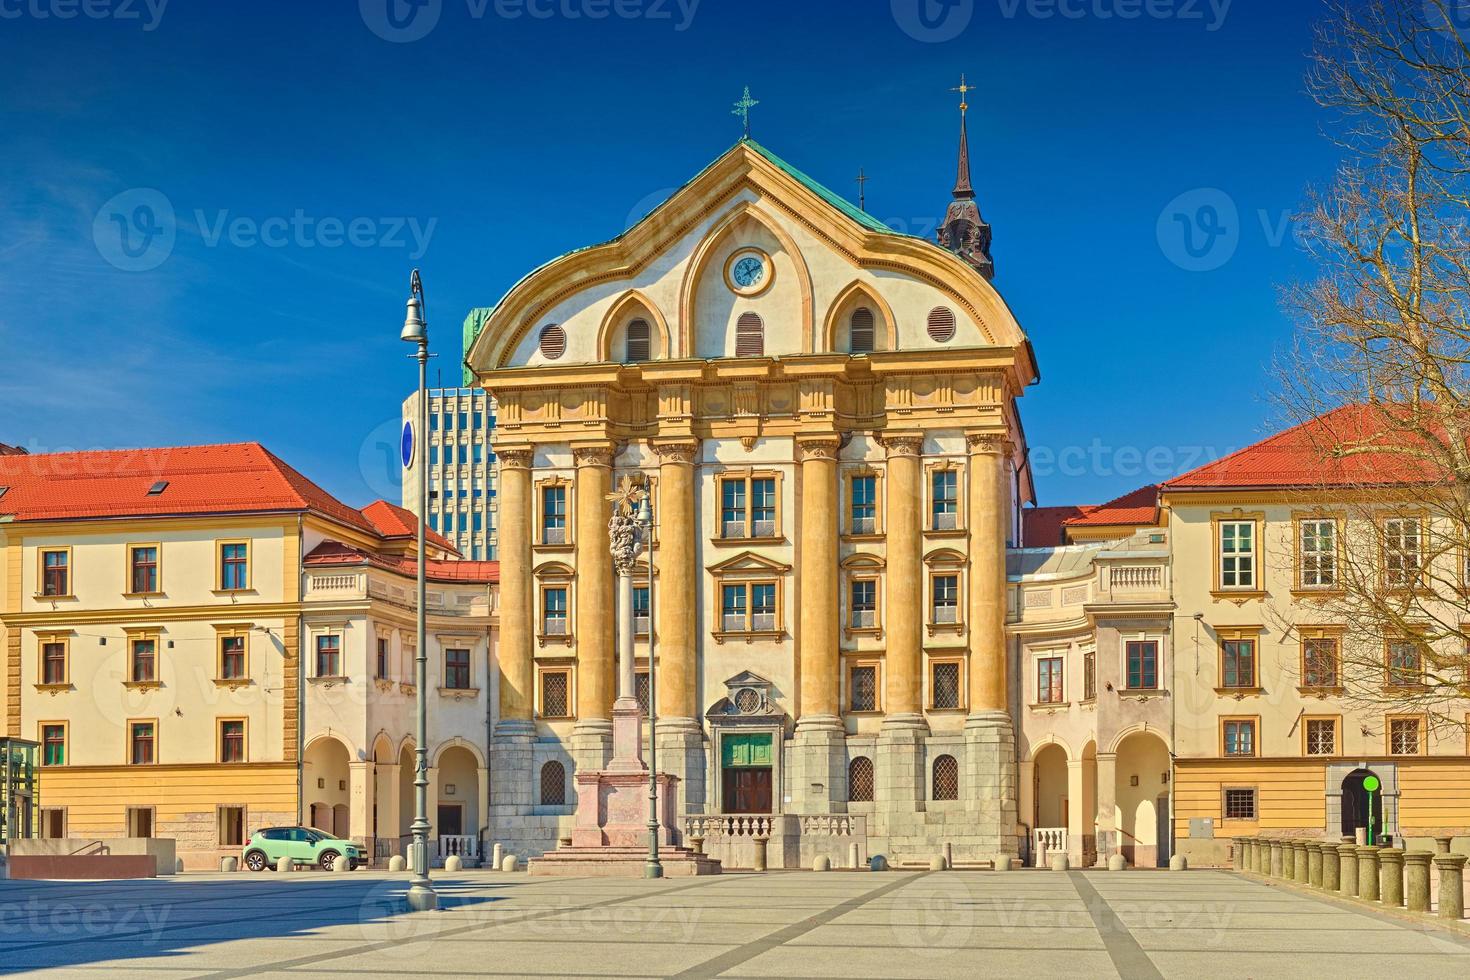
left=0, top=0, right=1341, bottom=509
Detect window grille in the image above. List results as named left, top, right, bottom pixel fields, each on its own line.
left=848, top=757, right=874, bottom=802
left=932, top=754, right=959, bottom=801
left=540, top=761, right=566, bottom=805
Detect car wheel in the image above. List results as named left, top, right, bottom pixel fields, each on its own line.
left=319, top=850, right=339, bottom=872
left=244, top=850, right=268, bottom=872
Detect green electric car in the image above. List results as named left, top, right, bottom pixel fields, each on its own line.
left=242, top=826, right=362, bottom=871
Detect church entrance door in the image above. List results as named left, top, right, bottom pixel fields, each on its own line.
left=720, top=733, right=775, bottom=814
left=723, top=768, right=772, bottom=814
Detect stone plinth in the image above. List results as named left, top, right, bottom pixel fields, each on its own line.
left=1338, top=843, right=1358, bottom=897
left=1356, top=846, right=1380, bottom=902
left=1406, top=851, right=1433, bottom=912
left=1321, top=841, right=1340, bottom=891
left=1434, top=853, right=1467, bottom=919
left=1379, top=848, right=1405, bottom=907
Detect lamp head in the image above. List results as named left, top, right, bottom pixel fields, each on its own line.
left=636, top=497, right=652, bottom=525
left=401, top=294, right=427, bottom=345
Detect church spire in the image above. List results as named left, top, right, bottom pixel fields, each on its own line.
left=937, top=73, right=994, bottom=281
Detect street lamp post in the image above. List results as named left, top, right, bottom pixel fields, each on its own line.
left=401, top=269, right=438, bottom=912
left=636, top=491, right=662, bottom=879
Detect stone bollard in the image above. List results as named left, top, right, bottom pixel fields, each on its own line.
left=387, top=854, right=406, bottom=872
left=752, top=836, right=769, bottom=873
left=1379, top=848, right=1405, bottom=908
left=333, top=856, right=352, bottom=873
left=1434, top=837, right=1452, bottom=854
left=1292, top=841, right=1310, bottom=884
left=849, top=843, right=860, bottom=869
left=1434, top=853, right=1468, bottom=920
left=815, top=856, right=832, bottom=872
left=931, top=856, right=948, bottom=872
left=1108, top=854, right=1127, bottom=871
left=993, top=854, right=1012, bottom=871
left=1050, top=853, right=1069, bottom=872
left=1254, top=838, right=1267, bottom=875
left=1338, top=844, right=1358, bottom=897
left=943, top=842, right=953, bottom=869
left=276, top=858, right=294, bottom=874
left=1306, top=842, right=1323, bottom=887
left=1356, top=846, right=1380, bottom=902
left=1233, top=837, right=1247, bottom=871
left=221, top=856, right=239, bottom=873
left=1169, top=854, right=1187, bottom=871
left=445, top=855, right=463, bottom=873
left=1405, top=852, right=1434, bottom=912
left=491, top=843, right=504, bottom=869
left=1270, top=840, right=1285, bottom=878
left=501, top=854, right=520, bottom=873
left=1321, top=842, right=1340, bottom=892
left=1281, top=840, right=1295, bottom=880
left=174, top=859, right=185, bottom=874
left=869, top=855, right=889, bottom=872
left=690, top=836, right=705, bottom=855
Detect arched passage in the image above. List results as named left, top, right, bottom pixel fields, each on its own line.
left=1114, top=731, right=1170, bottom=868
left=398, top=742, right=417, bottom=838
left=1341, top=768, right=1384, bottom=841
left=304, top=736, right=351, bottom=838
left=1031, top=742, right=1068, bottom=864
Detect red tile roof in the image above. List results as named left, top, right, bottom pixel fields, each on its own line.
left=304, top=540, right=498, bottom=584
left=361, top=499, right=457, bottom=554
left=1022, top=505, right=1092, bottom=546
left=1064, top=485, right=1161, bottom=527
left=1163, top=405, right=1441, bottom=491
left=0, top=443, right=378, bottom=532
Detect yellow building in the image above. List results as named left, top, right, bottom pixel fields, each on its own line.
left=464, top=115, right=1039, bottom=865
left=0, top=443, right=495, bottom=869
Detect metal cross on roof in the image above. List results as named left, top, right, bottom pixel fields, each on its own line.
left=732, top=86, right=759, bottom=138
left=855, top=168, right=869, bottom=211
left=950, top=73, right=974, bottom=115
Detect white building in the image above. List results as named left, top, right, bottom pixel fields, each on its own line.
left=401, top=387, right=498, bottom=560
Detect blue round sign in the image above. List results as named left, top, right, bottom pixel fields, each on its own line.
left=400, top=420, right=415, bottom=469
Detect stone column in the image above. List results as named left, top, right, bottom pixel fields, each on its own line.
left=1356, top=846, right=1380, bottom=902
left=492, top=447, right=537, bottom=839
left=1095, top=753, right=1118, bottom=861
left=877, top=434, right=927, bottom=813
left=1405, top=851, right=1433, bottom=912
left=653, top=441, right=706, bottom=814
left=1338, top=843, right=1358, bottom=897
left=1379, top=848, right=1405, bottom=907
left=790, top=436, right=846, bottom=813
left=1232, top=837, right=1247, bottom=871
left=1435, top=853, right=1468, bottom=919
left=1067, top=761, right=1087, bottom=866
left=1322, top=841, right=1340, bottom=891
left=349, top=760, right=373, bottom=844
left=962, top=431, right=1018, bottom=859
left=1281, top=840, right=1295, bottom=881
left=572, top=443, right=616, bottom=772
left=1293, top=840, right=1310, bottom=884
left=1306, top=841, right=1323, bottom=887
left=1269, top=840, right=1283, bottom=877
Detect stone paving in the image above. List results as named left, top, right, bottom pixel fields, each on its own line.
left=1, top=867, right=1469, bottom=978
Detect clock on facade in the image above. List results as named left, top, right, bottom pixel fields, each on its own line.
left=724, top=248, right=773, bottom=296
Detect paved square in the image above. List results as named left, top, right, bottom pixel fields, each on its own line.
left=1, top=869, right=1468, bottom=978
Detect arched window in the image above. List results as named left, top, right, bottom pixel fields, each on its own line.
left=540, top=760, right=566, bottom=806
left=539, top=323, right=567, bottom=359
left=848, top=757, right=874, bottom=802
left=849, top=307, right=875, bottom=354
left=926, top=307, right=956, bottom=343
left=932, top=754, right=959, bottom=801
left=735, top=312, right=764, bottom=357
left=625, top=318, right=651, bottom=362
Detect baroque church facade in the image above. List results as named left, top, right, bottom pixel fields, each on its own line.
left=465, top=118, right=1038, bottom=865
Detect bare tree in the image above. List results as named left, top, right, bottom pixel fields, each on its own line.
left=1274, top=0, right=1470, bottom=736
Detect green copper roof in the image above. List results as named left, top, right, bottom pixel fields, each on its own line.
left=739, top=138, right=906, bottom=237
left=462, top=306, right=494, bottom=386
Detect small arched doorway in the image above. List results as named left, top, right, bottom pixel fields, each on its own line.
left=1341, top=768, right=1384, bottom=841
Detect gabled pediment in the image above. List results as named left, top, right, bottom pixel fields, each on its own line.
left=707, top=550, right=792, bottom=575
left=723, top=669, right=773, bottom=690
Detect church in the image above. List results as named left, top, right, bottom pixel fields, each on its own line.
left=464, top=93, right=1039, bottom=866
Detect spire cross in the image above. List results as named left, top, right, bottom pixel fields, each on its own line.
left=732, top=86, right=758, bottom=138
left=855, top=168, right=869, bottom=211
left=950, top=73, right=974, bottom=115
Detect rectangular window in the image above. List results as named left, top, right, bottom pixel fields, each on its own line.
left=41, top=549, right=69, bottom=597
left=931, top=470, right=959, bottom=530
left=129, top=546, right=159, bottom=594
left=931, top=574, right=959, bottom=624
left=445, top=648, right=471, bottom=690
left=931, top=661, right=961, bottom=710
left=130, top=639, right=156, bottom=683
left=1083, top=650, right=1097, bottom=701
left=849, top=578, right=876, bottom=629
left=1219, top=521, right=1255, bottom=589
left=1223, top=719, right=1257, bottom=757
left=1389, top=716, right=1422, bottom=755
left=720, top=476, right=778, bottom=538
left=473, top=412, right=483, bottom=430
left=751, top=582, right=776, bottom=631
left=850, top=475, right=877, bottom=534
left=219, top=542, right=249, bottom=591
left=1387, top=640, right=1423, bottom=687
left=1384, top=518, right=1422, bottom=589
left=126, top=806, right=154, bottom=838
left=850, top=664, right=877, bottom=712
left=542, top=587, right=568, bottom=635
left=632, top=586, right=650, bottom=636
left=219, top=720, right=245, bottom=763
left=1299, top=519, right=1336, bottom=589
left=473, top=444, right=483, bottom=464
left=542, top=486, right=567, bottom=544
left=1037, top=656, right=1064, bottom=704
left=129, top=722, right=156, bottom=765
left=220, top=635, right=246, bottom=680
left=315, top=635, right=342, bottom=677
left=40, top=724, right=65, bottom=766
left=1223, top=787, right=1257, bottom=820
left=721, top=584, right=747, bottom=632
left=430, top=445, right=439, bottom=466
left=1305, top=718, right=1337, bottom=756
left=635, top=670, right=651, bottom=715
left=1126, top=640, right=1159, bottom=691
left=539, top=670, right=571, bottom=718
left=40, top=808, right=65, bottom=839
left=41, top=641, right=67, bottom=685
left=1221, top=638, right=1256, bottom=689
left=751, top=478, right=776, bottom=537
left=218, top=806, right=246, bottom=847
left=429, top=412, right=438, bottom=431
left=458, top=412, right=468, bottom=430
left=720, top=479, right=746, bottom=538
left=1302, top=637, right=1338, bottom=689
left=375, top=637, right=390, bottom=679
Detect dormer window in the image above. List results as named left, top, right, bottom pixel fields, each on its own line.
left=849, top=307, right=875, bottom=354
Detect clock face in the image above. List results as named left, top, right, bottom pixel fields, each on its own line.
left=732, top=255, right=765, bottom=288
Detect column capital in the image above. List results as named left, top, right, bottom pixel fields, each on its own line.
left=572, top=443, right=615, bottom=468
left=965, top=431, right=1012, bottom=456
left=497, top=446, right=535, bottom=469
left=879, top=432, right=924, bottom=458
left=652, top=440, right=700, bottom=465
left=796, top=436, right=842, bottom=462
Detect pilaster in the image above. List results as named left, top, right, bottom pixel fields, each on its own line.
left=496, top=446, right=535, bottom=723
left=572, top=443, right=615, bottom=765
